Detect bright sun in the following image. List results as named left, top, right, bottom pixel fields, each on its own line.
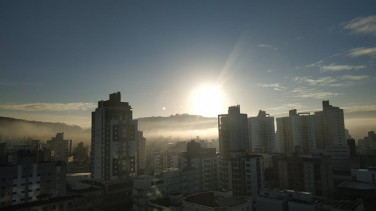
left=193, top=87, right=223, bottom=117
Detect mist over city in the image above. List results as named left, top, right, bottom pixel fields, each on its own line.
left=1, top=1, right=376, bottom=211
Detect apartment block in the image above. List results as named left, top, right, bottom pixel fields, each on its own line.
left=91, top=92, right=138, bottom=180
left=249, top=110, right=276, bottom=153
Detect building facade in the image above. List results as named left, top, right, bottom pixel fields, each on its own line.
left=276, top=109, right=316, bottom=154
left=180, top=141, right=220, bottom=192
left=277, top=154, right=334, bottom=198
left=132, top=168, right=199, bottom=211
left=315, top=100, right=346, bottom=148
left=46, top=133, right=72, bottom=164
left=219, top=153, right=264, bottom=197
left=0, top=150, right=66, bottom=208
left=249, top=110, right=276, bottom=153
left=137, top=131, right=146, bottom=172
left=218, top=106, right=249, bottom=157
left=154, top=152, right=179, bottom=171
left=91, top=92, right=138, bottom=181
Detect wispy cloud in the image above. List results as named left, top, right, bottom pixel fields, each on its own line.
left=258, top=44, right=278, bottom=51
left=291, top=87, right=343, bottom=99
left=266, top=103, right=305, bottom=111
left=257, top=83, right=286, bottom=91
left=343, top=105, right=376, bottom=113
left=321, top=64, right=366, bottom=72
left=0, top=103, right=96, bottom=112
left=343, top=15, right=376, bottom=37
left=347, top=47, right=376, bottom=58
left=307, top=61, right=366, bottom=72
left=293, top=75, right=370, bottom=87
left=294, top=77, right=337, bottom=86
left=266, top=70, right=274, bottom=73
left=341, top=75, right=369, bottom=81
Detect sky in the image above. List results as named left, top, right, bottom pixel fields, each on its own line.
left=1, top=1, right=376, bottom=139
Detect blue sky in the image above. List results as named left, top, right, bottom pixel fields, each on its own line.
left=1, top=1, right=376, bottom=139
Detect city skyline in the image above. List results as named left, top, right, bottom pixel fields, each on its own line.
left=1, top=1, right=376, bottom=139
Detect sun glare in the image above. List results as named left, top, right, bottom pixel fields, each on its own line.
left=193, top=87, right=223, bottom=117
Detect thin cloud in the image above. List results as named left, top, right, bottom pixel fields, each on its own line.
left=266, top=103, right=305, bottom=111
left=307, top=62, right=366, bottom=72
left=291, top=87, right=343, bottom=99
left=343, top=105, right=376, bottom=113
left=306, top=60, right=324, bottom=68
left=0, top=103, right=96, bottom=112
left=266, top=70, right=274, bottom=73
left=294, top=75, right=370, bottom=87
left=321, top=64, right=366, bottom=72
left=293, top=77, right=337, bottom=86
left=343, top=15, right=376, bottom=37
left=341, top=75, right=369, bottom=81
left=347, top=47, right=376, bottom=58
left=258, top=44, right=278, bottom=51
left=257, top=83, right=286, bottom=91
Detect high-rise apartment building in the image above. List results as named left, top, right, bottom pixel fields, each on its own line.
left=46, top=132, right=72, bottom=164
left=218, top=106, right=249, bottom=157
left=137, top=131, right=146, bottom=172
left=277, top=154, right=334, bottom=198
left=154, top=152, right=179, bottom=170
left=91, top=92, right=138, bottom=181
left=219, top=153, right=264, bottom=197
left=358, top=131, right=376, bottom=155
left=249, top=110, right=276, bottom=153
left=276, top=109, right=316, bottom=154
left=180, top=141, right=219, bottom=192
left=315, top=100, right=346, bottom=148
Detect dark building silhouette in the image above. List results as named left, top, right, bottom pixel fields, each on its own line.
left=218, top=106, right=249, bottom=158
left=276, top=154, right=334, bottom=198
left=91, top=92, right=138, bottom=181
left=347, top=138, right=356, bottom=157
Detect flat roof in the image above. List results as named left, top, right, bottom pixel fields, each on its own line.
left=184, top=192, right=247, bottom=208
left=338, top=181, right=376, bottom=190
left=2, top=195, right=85, bottom=211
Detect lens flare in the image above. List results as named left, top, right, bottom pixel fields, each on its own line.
left=193, top=87, right=223, bottom=117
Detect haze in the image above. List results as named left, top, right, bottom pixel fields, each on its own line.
left=1, top=1, right=376, bottom=140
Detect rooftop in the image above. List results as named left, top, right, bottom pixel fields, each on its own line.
left=338, top=181, right=376, bottom=190
left=2, top=195, right=85, bottom=211
left=184, top=192, right=248, bottom=208
left=149, top=198, right=181, bottom=208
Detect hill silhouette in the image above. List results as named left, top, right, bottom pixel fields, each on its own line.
left=0, top=115, right=218, bottom=145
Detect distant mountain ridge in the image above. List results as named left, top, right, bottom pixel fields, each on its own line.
left=0, top=116, right=91, bottom=144
left=0, top=115, right=218, bottom=145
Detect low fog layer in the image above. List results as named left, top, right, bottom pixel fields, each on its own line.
left=0, top=117, right=91, bottom=145
left=0, top=115, right=219, bottom=145
left=137, top=115, right=218, bottom=142
left=1, top=111, right=374, bottom=146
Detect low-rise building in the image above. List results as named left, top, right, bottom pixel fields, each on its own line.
left=351, top=169, right=376, bottom=183
left=0, top=150, right=66, bottom=208
left=180, top=141, right=219, bottom=192
left=277, top=154, right=333, bottom=198
left=154, top=152, right=180, bottom=170
left=1, top=195, right=86, bottom=211
left=219, top=153, right=264, bottom=197
left=133, top=168, right=199, bottom=211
